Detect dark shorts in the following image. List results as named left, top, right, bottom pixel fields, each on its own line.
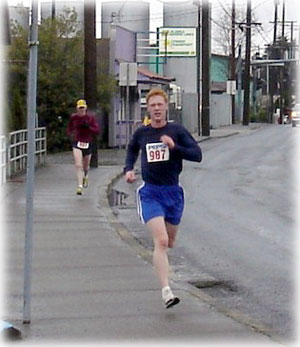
left=72, top=141, right=93, bottom=156
left=136, top=182, right=185, bottom=225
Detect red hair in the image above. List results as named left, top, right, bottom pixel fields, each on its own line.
left=146, top=88, right=168, bottom=104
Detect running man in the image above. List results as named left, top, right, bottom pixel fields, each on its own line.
left=67, top=99, right=99, bottom=195
left=124, top=88, right=202, bottom=308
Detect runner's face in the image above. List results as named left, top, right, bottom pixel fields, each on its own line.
left=77, top=107, right=87, bottom=116
left=147, top=95, right=168, bottom=127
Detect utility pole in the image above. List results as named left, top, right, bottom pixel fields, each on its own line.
left=269, top=0, right=279, bottom=123
left=236, top=44, right=242, bottom=122
left=51, top=0, right=55, bottom=19
left=271, top=20, right=297, bottom=57
left=243, top=0, right=251, bottom=126
left=273, top=0, right=278, bottom=43
left=297, top=25, right=300, bottom=103
left=252, top=64, right=257, bottom=116
left=23, top=0, right=39, bottom=324
left=3, top=0, right=11, bottom=45
left=281, top=0, right=285, bottom=39
left=290, top=21, right=294, bottom=58
left=201, top=0, right=210, bottom=136
left=231, top=0, right=236, bottom=124
left=84, top=0, right=98, bottom=167
left=279, top=0, right=286, bottom=124
left=196, top=1, right=201, bottom=136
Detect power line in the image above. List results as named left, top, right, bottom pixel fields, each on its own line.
left=216, top=0, right=231, bottom=18
left=256, top=25, right=274, bottom=45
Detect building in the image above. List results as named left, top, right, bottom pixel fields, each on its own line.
left=41, top=0, right=84, bottom=36
left=105, top=24, right=175, bottom=147
left=8, top=5, right=29, bottom=31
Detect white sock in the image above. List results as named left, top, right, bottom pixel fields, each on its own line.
left=162, top=286, right=173, bottom=301
left=162, top=286, right=171, bottom=293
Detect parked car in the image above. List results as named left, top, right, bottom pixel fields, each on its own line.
left=291, top=103, right=300, bottom=127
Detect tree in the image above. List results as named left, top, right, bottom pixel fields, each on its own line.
left=37, top=10, right=84, bottom=151
left=7, top=9, right=117, bottom=151
left=6, top=23, right=28, bottom=132
left=212, top=2, right=259, bottom=56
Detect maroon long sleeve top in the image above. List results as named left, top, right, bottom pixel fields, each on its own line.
left=67, top=112, right=99, bottom=143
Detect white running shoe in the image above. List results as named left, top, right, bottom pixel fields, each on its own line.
left=162, top=286, right=180, bottom=309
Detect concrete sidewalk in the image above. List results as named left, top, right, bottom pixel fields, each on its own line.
left=2, top=124, right=276, bottom=344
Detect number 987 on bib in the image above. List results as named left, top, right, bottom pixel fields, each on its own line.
left=146, top=142, right=170, bottom=163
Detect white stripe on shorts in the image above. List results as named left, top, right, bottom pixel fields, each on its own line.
left=136, top=182, right=145, bottom=224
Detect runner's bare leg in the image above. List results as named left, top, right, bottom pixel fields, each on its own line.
left=165, top=222, right=178, bottom=248
left=73, top=148, right=84, bottom=186
left=147, top=216, right=170, bottom=288
left=82, top=154, right=91, bottom=177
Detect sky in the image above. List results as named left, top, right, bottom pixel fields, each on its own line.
left=6, top=0, right=300, bottom=54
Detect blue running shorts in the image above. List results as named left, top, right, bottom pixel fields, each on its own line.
left=136, top=182, right=185, bottom=225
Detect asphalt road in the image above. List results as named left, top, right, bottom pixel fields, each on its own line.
left=112, top=124, right=297, bottom=341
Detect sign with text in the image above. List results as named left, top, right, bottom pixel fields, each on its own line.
left=159, top=27, right=196, bottom=57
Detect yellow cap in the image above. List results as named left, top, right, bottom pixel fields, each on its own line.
left=76, top=99, right=87, bottom=108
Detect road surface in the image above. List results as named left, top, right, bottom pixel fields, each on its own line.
left=112, top=124, right=297, bottom=341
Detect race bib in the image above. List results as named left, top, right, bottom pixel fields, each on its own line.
left=77, top=141, right=89, bottom=149
left=146, top=142, right=169, bottom=163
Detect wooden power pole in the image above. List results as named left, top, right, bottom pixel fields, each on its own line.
left=201, top=0, right=211, bottom=136
left=243, top=0, right=251, bottom=126
left=84, top=0, right=98, bottom=167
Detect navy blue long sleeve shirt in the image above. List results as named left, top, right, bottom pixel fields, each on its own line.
left=124, top=122, right=202, bottom=185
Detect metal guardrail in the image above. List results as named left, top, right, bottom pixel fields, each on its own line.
left=0, top=127, right=47, bottom=184
left=0, top=135, right=6, bottom=185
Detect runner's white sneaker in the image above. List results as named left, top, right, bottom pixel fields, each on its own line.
left=162, top=286, right=180, bottom=309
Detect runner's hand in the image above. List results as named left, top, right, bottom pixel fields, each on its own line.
left=125, top=170, right=136, bottom=183
left=160, top=135, right=175, bottom=149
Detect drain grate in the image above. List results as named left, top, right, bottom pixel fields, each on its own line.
left=108, top=189, right=129, bottom=207
left=189, top=279, right=238, bottom=297
left=189, top=279, right=223, bottom=289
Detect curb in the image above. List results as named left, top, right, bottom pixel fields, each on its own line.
left=105, top=175, right=281, bottom=343
left=103, top=129, right=280, bottom=343
left=196, top=132, right=240, bottom=143
left=105, top=172, right=154, bottom=266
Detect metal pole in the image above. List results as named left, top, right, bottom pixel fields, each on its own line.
left=201, top=0, right=210, bottom=136
left=126, top=64, right=129, bottom=148
left=266, top=64, right=269, bottom=94
left=23, top=0, right=39, bottom=324
left=196, top=1, right=201, bottom=136
left=297, top=27, right=300, bottom=103
left=237, top=44, right=242, bottom=122
left=252, top=66, right=257, bottom=117
left=231, top=0, right=236, bottom=124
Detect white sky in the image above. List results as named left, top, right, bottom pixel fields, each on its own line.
left=7, top=0, right=300, bottom=53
